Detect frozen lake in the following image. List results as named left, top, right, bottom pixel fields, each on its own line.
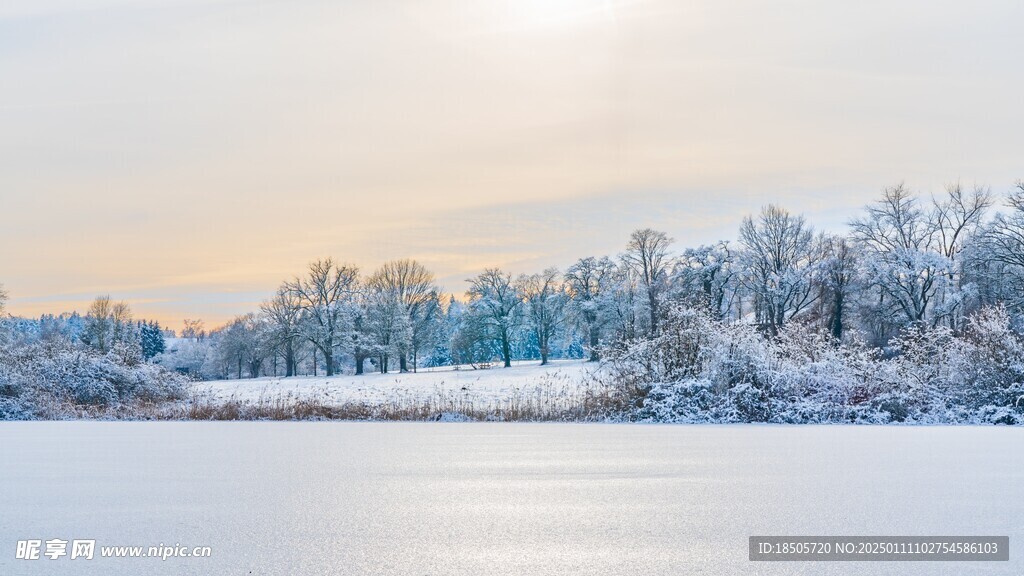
left=0, top=423, right=1021, bottom=575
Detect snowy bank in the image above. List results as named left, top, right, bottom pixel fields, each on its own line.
left=183, top=360, right=622, bottom=421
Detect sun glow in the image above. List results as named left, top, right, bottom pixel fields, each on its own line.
left=446, top=0, right=620, bottom=35
left=510, top=0, right=617, bottom=29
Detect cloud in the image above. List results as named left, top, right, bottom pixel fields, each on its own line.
left=1, top=0, right=1022, bottom=328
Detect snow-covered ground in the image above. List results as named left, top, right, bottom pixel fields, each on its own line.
left=192, top=360, right=599, bottom=408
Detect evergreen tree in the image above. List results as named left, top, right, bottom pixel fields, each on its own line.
left=140, top=320, right=166, bottom=360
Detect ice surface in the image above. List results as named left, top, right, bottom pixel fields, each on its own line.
left=0, top=423, right=1021, bottom=575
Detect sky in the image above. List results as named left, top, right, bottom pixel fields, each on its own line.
left=2, top=0, right=1022, bottom=330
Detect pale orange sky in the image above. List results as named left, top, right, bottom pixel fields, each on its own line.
left=2, top=0, right=1022, bottom=330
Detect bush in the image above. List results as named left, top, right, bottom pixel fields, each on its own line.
left=0, top=338, right=187, bottom=419
left=608, top=303, right=1024, bottom=424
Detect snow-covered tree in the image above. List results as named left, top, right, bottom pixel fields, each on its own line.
left=216, top=313, right=274, bottom=379
left=621, top=228, right=673, bottom=335
left=368, top=260, right=441, bottom=372
left=81, top=296, right=137, bottom=354
left=981, top=182, right=1024, bottom=315
left=450, top=307, right=498, bottom=367
left=348, top=288, right=376, bottom=375
left=139, top=320, right=166, bottom=360
left=671, top=241, right=739, bottom=321
left=466, top=268, right=521, bottom=368
left=364, top=276, right=407, bottom=373
left=738, top=205, right=819, bottom=335
left=261, top=286, right=304, bottom=377
left=813, top=235, right=859, bottom=341
left=605, top=263, right=646, bottom=341
left=407, top=290, right=443, bottom=371
left=517, top=268, right=568, bottom=365
left=851, top=183, right=990, bottom=337
left=285, top=259, right=359, bottom=377
left=564, top=256, right=616, bottom=361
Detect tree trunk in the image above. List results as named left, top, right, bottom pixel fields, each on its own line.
left=355, top=352, right=365, bottom=376
left=588, top=326, right=600, bottom=362
left=501, top=332, right=512, bottom=368
left=648, top=290, right=659, bottom=335
left=285, top=342, right=295, bottom=377
left=830, top=294, right=844, bottom=341
left=324, top=349, right=334, bottom=377
left=399, top=353, right=408, bottom=373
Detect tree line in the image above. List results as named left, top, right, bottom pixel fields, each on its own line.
left=3, top=181, right=1024, bottom=383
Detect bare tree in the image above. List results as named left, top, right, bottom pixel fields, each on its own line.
left=111, top=301, right=133, bottom=345
left=285, top=259, right=359, bottom=377
left=83, top=296, right=125, bottom=353
left=932, top=183, right=993, bottom=260
left=181, top=319, right=206, bottom=342
left=518, top=268, right=568, bottom=365
left=83, top=295, right=114, bottom=350
left=739, top=205, right=818, bottom=335
left=851, top=184, right=939, bottom=328
left=931, top=183, right=993, bottom=329
left=368, top=260, right=440, bottom=372
left=982, top=181, right=1024, bottom=310
left=467, top=268, right=521, bottom=368
left=217, top=313, right=273, bottom=379
left=851, top=183, right=991, bottom=331
left=621, top=228, right=673, bottom=335
left=261, top=286, right=304, bottom=377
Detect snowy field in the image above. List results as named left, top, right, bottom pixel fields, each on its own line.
left=0, top=423, right=1021, bottom=575
left=191, top=360, right=598, bottom=409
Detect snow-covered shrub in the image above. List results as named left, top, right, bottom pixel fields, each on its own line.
left=976, top=405, right=1022, bottom=425
left=606, top=305, right=770, bottom=390
left=0, top=358, right=35, bottom=419
left=610, top=303, right=1024, bottom=424
left=635, top=380, right=716, bottom=422
left=958, top=306, right=1024, bottom=410
left=877, top=307, right=1024, bottom=422
left=762, top=325, right=891, bottom=422
left=0, top=338, right=187, bottom=419
left=609, top=304, right=776, bottom=421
